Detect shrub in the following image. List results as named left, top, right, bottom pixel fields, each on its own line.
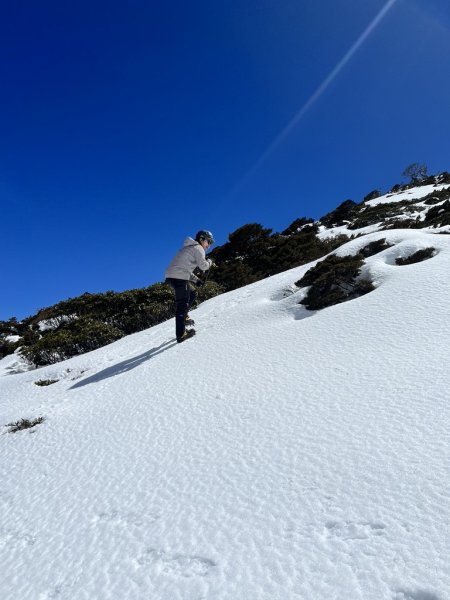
left=0, top=318, right=22, bottom=358
left=20, top=319, right=123, bottom=366
left=35, top=379, right=59, bottom=386
left=6, top=417, right=45, bottom=433
left=296, top=254, right=374, bottom=310
left=437, top=171, right=450, bottom=184
left=348, top=201, right=419, bottom=230
left=281, top=217, right=316, bottom=235
left=196, top=280, right=225, bottom=303
left=0, top=338, right=20, bottom=359
left=359, top=238, right=394, bottom=258
left=363, top=189, right=381, bottom=202
left=320, top=200, right=358, bottom=228
left=423, top=200, right=450, bottom=227
left=16, top=282, right=183, bottom=366
left=208, top=223, right=350, bottom=293
left=395, top=248, right=436, bottom=266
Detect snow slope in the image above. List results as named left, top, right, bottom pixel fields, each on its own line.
left=364, top=183, right=450, bottom=206
left=1, top=229, right=450, bottom=600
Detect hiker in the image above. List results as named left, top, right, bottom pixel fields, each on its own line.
left=165, top=230, right=214, bottom=343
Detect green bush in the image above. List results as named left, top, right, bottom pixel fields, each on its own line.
left=34, top=379, right=59, bottom=386
left=348, top=201, right=419, bottom=230
left=363, top=190, right=381, bottom=202
left=0, top=318, right=23, bottom=359
left=320, top=200, right=358, bottom=228
left=281, top=217, right=316, bottom=235
left=0, top=338, right=19, bottom=359
left=359, top=238, right=394, bottom=258
left=6, top=417, right=45, bottom=433
left=395, top=248, right=436, bottom=266
left=20, top=319, right=123, bottom=366
left=296, top=254, right=374, bottom=310
left=438, top=171, right=450, bottom=184
left=196, top=280, right=225, bottom=303
left=423, top=199, right=450, bottom=227
left=208, top=222, right=349, bottom=293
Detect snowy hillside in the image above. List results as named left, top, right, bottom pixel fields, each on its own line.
left=2, top=225, right=450, bottom=598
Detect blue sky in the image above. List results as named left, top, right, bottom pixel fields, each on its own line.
left=1, top=0, right=450, bottom=320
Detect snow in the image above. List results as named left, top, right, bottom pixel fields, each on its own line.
left=318, top=222, right=382, bottom=240
left=38, top=315, right=77, bottom=331
left=364, top=183, right=450, bottom=207
left=4, top=335, right=21, bottom=343
left=1, top=229, right=450, bottom=600
left=317, top=181, right=450, bottom=241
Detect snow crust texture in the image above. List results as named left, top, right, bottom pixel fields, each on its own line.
left=1, top=229, right=450, bottom=599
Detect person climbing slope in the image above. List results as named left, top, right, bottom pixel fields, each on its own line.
left=165, top=230, right=214, bottom=343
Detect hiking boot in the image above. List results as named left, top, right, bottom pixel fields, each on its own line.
left=185, top=315, right=195, bottom=326
left=177, top=328, right=196, bottom=343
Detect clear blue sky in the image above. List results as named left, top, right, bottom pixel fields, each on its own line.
left=2, top=0, right=450, bottom=320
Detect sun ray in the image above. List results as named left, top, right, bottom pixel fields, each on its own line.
left=228, top=0, right=399, bottom=198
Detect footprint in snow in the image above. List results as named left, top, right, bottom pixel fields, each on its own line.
left=135, top=548, right=216, bottom=578
left=324, top=520, right=386, bottom=541
left=270, top=285, right=298, bottom=301
left=92, top=510, right=158, bottom=528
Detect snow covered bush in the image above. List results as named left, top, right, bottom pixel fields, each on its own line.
left=281, top=217, right=316, bottom=235
left=320, top=199, right=358, bottom=228
left=296, top=254, right=374, bottom=310
left=423, top=199, right=450, bottom=227
left=359, top=238, right=394, bottom=258
left=0, top=337, right=19, bottom=359
left=422, top=186, right=450, bottom=205
left=348, top=201, right=419, bottom=230
left=0, top=318, right=23, bottom=359
left=6, top=417, right=45, bottom=433
left=395, top=248, right=436, bottom=266
left=35, top=379, right=59, bottom=386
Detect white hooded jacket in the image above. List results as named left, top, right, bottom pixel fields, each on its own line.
left=165, top=237, right=212, bottom=281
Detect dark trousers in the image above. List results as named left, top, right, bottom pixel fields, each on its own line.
left=166, top=278, right=197, bottom=338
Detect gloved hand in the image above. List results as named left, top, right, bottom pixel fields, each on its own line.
left=209, top=260, right=217, bottom=269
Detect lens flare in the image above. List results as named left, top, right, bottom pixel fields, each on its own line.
left=230, top=0, right=398, bottom=197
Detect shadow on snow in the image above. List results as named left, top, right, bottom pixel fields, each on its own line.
left=69, top=339, right=177, bottom=389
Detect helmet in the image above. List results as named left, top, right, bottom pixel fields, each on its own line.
left=195, top=230, right=215, bottom=245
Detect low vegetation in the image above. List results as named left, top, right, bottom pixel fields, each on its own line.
left=6, top=417, right=45, bottom=433
left=208, top=222, right=349, bottom=292
left=296, top=254, right=374, bottom=311
left=34, top=379, right=59, bottom=386
left=359, top=238, right=394, bottom=258
left=395, top=248, right=436, bottom=266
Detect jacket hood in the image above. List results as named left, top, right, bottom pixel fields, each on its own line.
left=183, top=237, right=198, bottom=247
